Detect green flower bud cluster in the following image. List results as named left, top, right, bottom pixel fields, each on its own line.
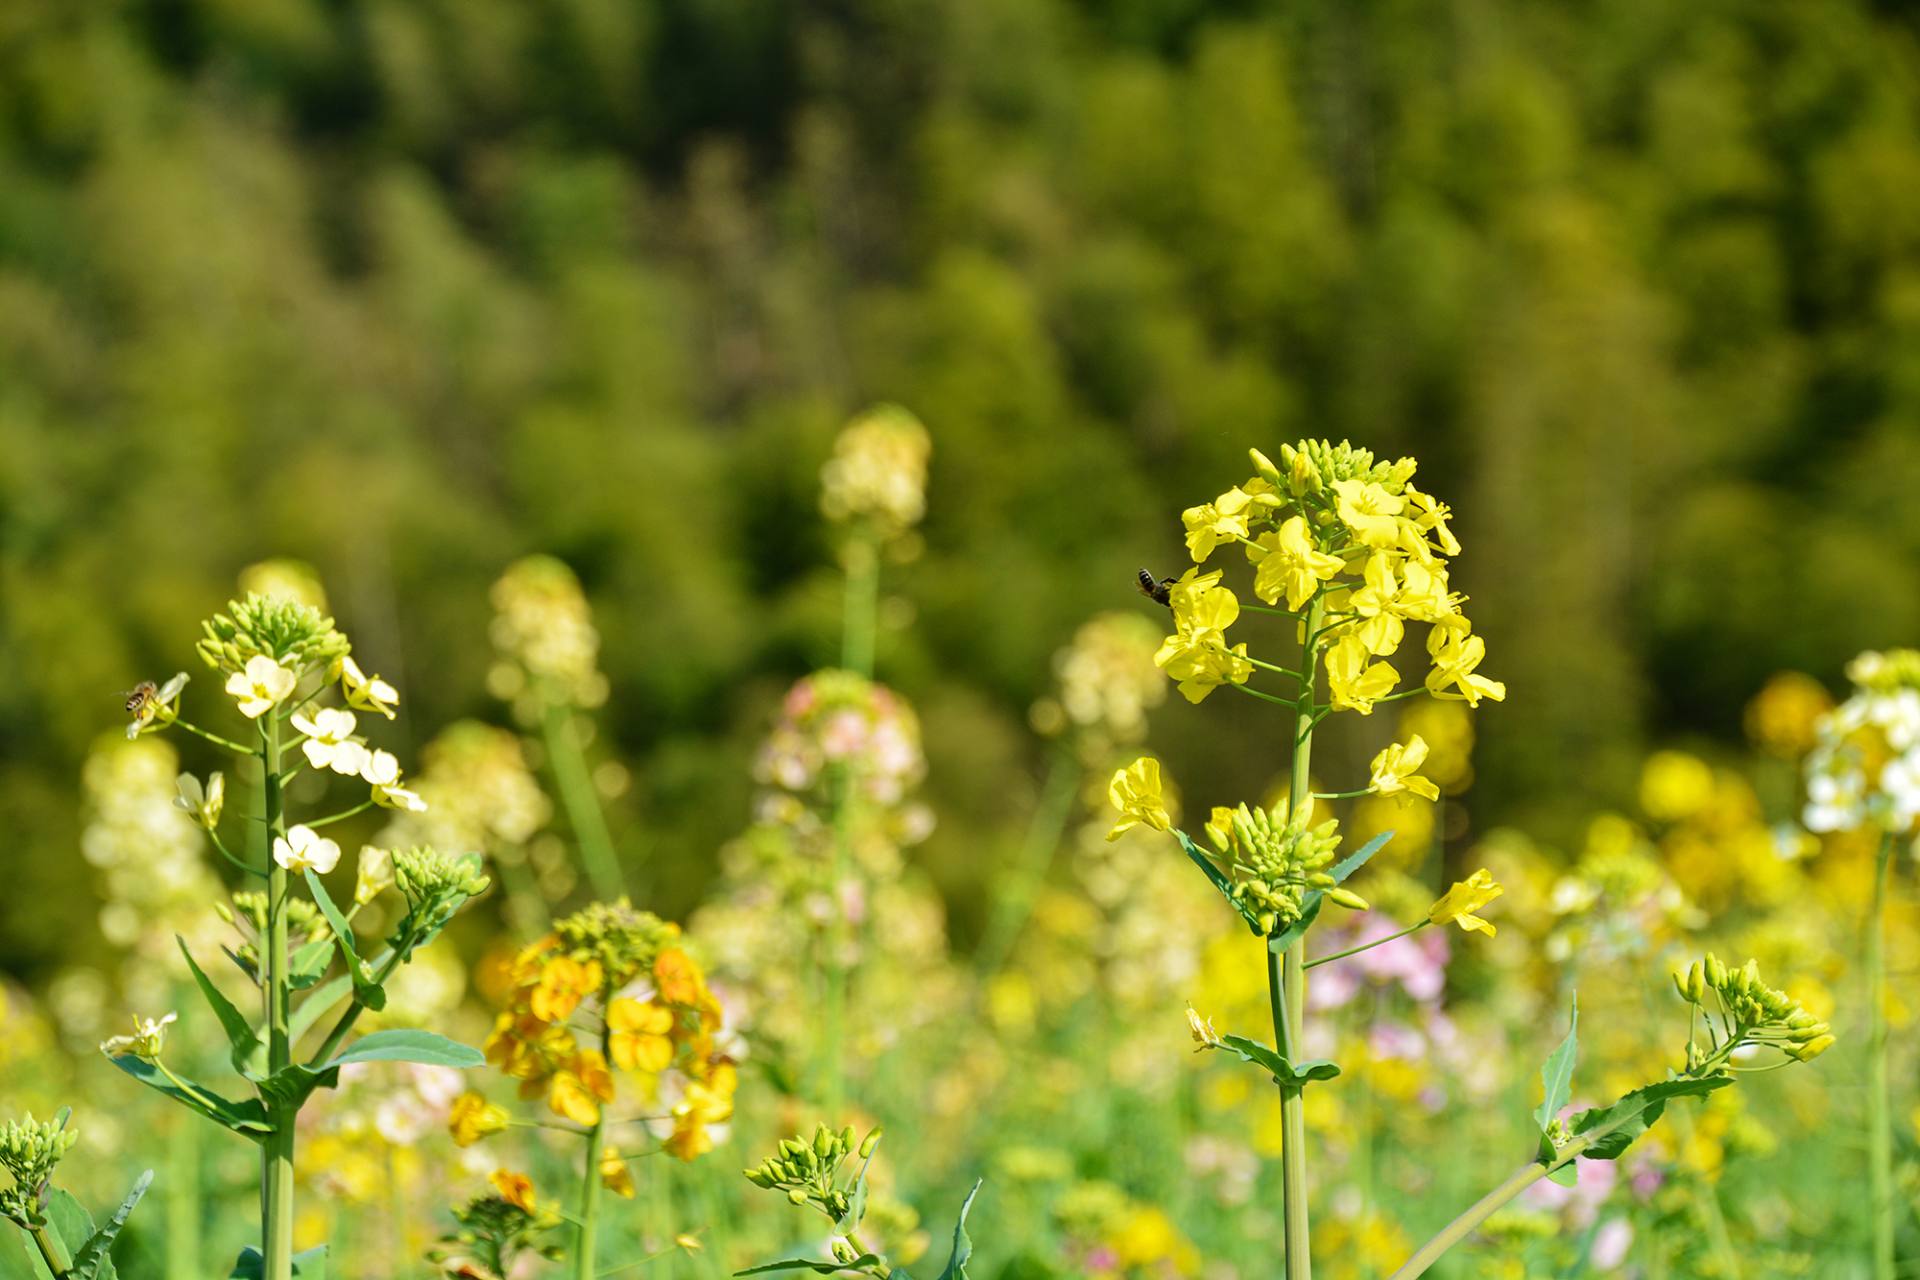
left=427, top=1191, right=562, bottom=1279
left=1675, top=953, right=1835, bottom=1065
left=742, top=1123, right=877, bottom=1221
left=1204, top=804, right=1357, bottom=934
left=553, top=898, right=679, bottom=989
left=0, top=1112, right=77, bottom=1227
left=394, top=847, right=491, bottom=906
left=196, top=594, right=349, bottom=676
left=1271, top=439, right=1417, bottom=499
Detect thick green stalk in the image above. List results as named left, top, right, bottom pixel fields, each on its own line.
left=261, top=716, right=295, bottom=1280
left=1868, top=832, right=1894, bottom=1280
left=542, top=702, right=624, bottom=902
left=30, top=1223, right=72, bottom=1275
left=575, top=1005, right=611, bottom=1280
left=1276, top=594, right=1325, bottom=1280
left=166, top=1109, right=201, bottom=1280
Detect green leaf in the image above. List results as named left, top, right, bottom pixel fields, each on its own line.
left=303, top=872, right=385, bottom=1003
left=1212, top=1033, right=1341, bottom=1088
left=1173, top=831, right=1265, bottom=935
left=288, top=937, right=336, bottom=990
left=228, top=1244, right=327, bottom=1279
left=1570, top=1076, right=1732, bottom=1162
left=324, top=1029, right=483, bottom=1070
left=0, top=1221, right=42, bottom=1280
left=69, top=1170, right=151, bottom=1280
left=253, top=1063, right=340, bottom=1110
left=733, top=1258, right=882, bottom=1276
left=1546, top=1163, right=1579, bottom=1188
left=1328, top=829, right=1393, bottom=884
left=1534, top=996, right=1579, bottom=1132
left=1266, top=894, right=1323, bottom=954
left=932, top=1181, right=983, bottom=1280
left=42, top=1191, right=99, bottom=1279
left=104, top=1054, right=274, bottom=1139
left=178, top=936, right=260, bottom=1075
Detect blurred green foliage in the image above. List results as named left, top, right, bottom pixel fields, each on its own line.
left=3, top=0, right=1919, bottom=975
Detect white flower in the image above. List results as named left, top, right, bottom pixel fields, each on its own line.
left=273, top=824, right=342, bottom=874
left=291, top=707, right=368, bottom=775
left=1880, top=752, right=1920, bottom=831
left=173, top=772, right=226, bottom=830
left=337, top=656, right=399, bottom=719
left=100, top=1011, right=176, bottom=1060
left=354, top=845, right=394, bottom=905
left=362, top=749, right=426, bottom=812
left=225, top=655, right=297, bottom=719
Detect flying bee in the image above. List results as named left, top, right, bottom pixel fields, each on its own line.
left=1136, top=567, right=1176, bottom=607
left=123, top=680, right=159, bottom=715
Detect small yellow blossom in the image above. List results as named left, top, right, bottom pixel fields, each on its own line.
left=226, top=655, right=297, bottom=719
left=1401, top=485, right=1460, bottom=557
left=1428, top=869, right=1502, bottom=936
left=100, top=1011, right=176, bottom=1060
left=1347, top=552, right=1406, bottom=656
left=1251, top=515, right=1344, bottom=610
left=291, top=707, right=368, bottom=775
left=1370, top=736, right=1439, bottom=801
left=273, top=824, right=342, bottom=875
left=361, top=749, right=425, bottom=812
left=1186, top=1007, right=1221, bottom=1049
left=1107, top=758, right=1172, bottom=841
left=1425, top=624, right=1506, bottom=706
left=448, top=1092, right=509, bottom=1147
left=1326, top=635, right=1399, bottom=714
left=1181, top=489, right=1255, bottom=562
left=608, top=998, right=675, bottom=1073
left=547, top=1050, right=615, bottom=1126
left=488, top=1169, right=537, bottom=1214
left=1154, top=573, right=1252, bottom=703
left=664, top=1064, right=737, bottom=1160
left=600, top=1147, right=637, bottom=1198
left=1331, top=478, right=1404, bottom=550
left=336, top=655, right=399, bottom=719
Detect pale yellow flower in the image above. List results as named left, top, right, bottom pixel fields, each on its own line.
left=1370, top=736, right=1440, bottom=801
left=1425, top=624, right=1506, bottom=706
left=336, top=656, right=399, bottom=719
left=273, top=824, right=342, bottom=875
left=291, top=707, right=368, bottom=775
left=100, top=1011, right=176, bottom=1060
left=1428, top=869, right=1502, bottom=935
left=1108, top=757, right=1173, bottom=841
left=362, top=750, right=426, bottom=812
left=225, top=655, right=296, bottom=719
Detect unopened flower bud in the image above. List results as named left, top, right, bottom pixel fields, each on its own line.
left=859, top=1127, right=883, bottom=1159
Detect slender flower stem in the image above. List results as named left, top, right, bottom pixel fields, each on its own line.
left=575, top=997, right=613, bottom=1280
left=260, top=716, right=296, bottom=1280
left=1247, top=656, right=1303, bottom=681
left=306, top=799, right=375, bottom=829
left=1234, top=683, right=1298, bottom=708
left=1868, top=830, right=1895, bottom=1280
left=168, top=718, right=254, bottom=755
left=1276, top=596, right=1324, bottom=1280
left=542, top=701, right=624, bottom=902
left=842, top=538, right=880, bottom=679
left=1304, top=921, right=1427, bottom=969
left=208, top=828, right=268, bottom=877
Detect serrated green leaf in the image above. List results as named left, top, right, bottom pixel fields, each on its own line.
left=1535, top=996, right=1578, bottom=1132
left=324, top=1029, right=483, bottom=1070
left=933, top=1181, right=983, bottom=1280
left=178, top=937, right=260, bottom=1075
left=69, top=1170, right=151, bottom=1280
left=105, top=1055, right=274, bottom=1138
left=1212, top=1033, right=1341, bottom=1088
left=1571, top=1076, right=1731, bottom=1161
left=1173, top=831, right=1265, bottom=935
left=228, top=1244, right=327, bottom=1278
left=1328, top=829, right=1392, bottom=884
left=734, top=1257, right=881, bottom=1276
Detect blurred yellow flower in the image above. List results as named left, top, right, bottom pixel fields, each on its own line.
left=1639, top=750, right=1715, bottom=823
left=600, top=1147, right=637, bottom=1198
left=607, top=998, right=674, bottom=1073
left=1107, top=758, right=1171, bottom=841
left=1370, top=736, right=1439, bottom=801
left=665, top=1063, right=737, bottom=1160
left=99, top=1010, right=176, bottom=1060
left=1428, top=869, right=1502, bottom=936
left=226, top=654, right=296, bottom=718
left=488, top=1169, right=536, bottom=1213
left=448, top=1092, right=509, bottom=1147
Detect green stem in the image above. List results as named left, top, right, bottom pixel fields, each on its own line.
left=260, top=717, right=296, bottom=1280
left=30, top=1223, right=72, bottom=1275
left=1304, top=921, right=1427, bottom=969
left=822, top=761, right=857, bottom=1114
left=575, top=1001, right=612, bottom=1280
left=1868, top=830, right=1895, bottom=1280
left=307, top=799, right=375, bottom=829
left=208, top=827, right=268, bottom=877
left=166, top=1109, right=200, bottom=1280
left=542, top=702, right=624, bottom=902
left=169, top=718, right=255, bottom=754
left=307, top=926, right=417, bottom=1067
left=842, top=537, right=880, bottom=679
left=1277, top=596, right=1324, bottom=1280
left=974, top=747, right=1079, bottom=980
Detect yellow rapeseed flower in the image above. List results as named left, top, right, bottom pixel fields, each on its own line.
left=1107, top=758, right=1172, bottom=841
left=600, top=1147, right=637, bottom=1198
left=1251, top=515, right=1344, bottom=610
left=488, top=1169, right=537, bottom=1213
left=448, top=1092, right=509, bottom=1147
left=1182, top=488, right=1256, bottom=562
left=1424, top=623, right=1506, bottom=706
left=1332, top=478, right=1404, bottom=550
left=1326, top=635, right=1398, bottom=714
left=607, top=998, right=674, bottom=1074
left=1428, top=869, right=1502, bottom=936
left=1154, top=572, right=1253, bottom=703
left=1370, top=736, right=1439, bottom=801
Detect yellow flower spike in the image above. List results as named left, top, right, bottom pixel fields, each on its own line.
left=1325, top=635, right=1399, bottom=714
left=1107, top=758, right=1172, bottom=841
left=448, top=1092, right=510, bottom=1147
left=1331, top=478, right=1405, bottom=549
left=225, top=654, right=297, bottom=719
left=600, top=1147, right=637, bottom=1198
left=1425, top=624, right=1507, bottom=706
left=1251, top=515, right=1345, bottom=610
left=1428, top=869, right=1503, bottom=936
left=1182, top=489, right=1256, bottom=563
left=1370, top=736, right=1440, bottom=801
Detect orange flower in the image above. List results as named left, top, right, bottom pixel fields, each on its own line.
left=608, top=998, right=675, bottom=1074
left=448, top=1092, right=509, bottom=1147
left=529, top=954, right=604, bottom=1023
left=489, top=1169, right=537, bottom=1214
left=485, top=1012, right=575, bottom=1081
left=653, top=948, right=704, bottom=1005
left=548, top=1049, right=616, bottom=1125
left=600, top=1146, right=637, bottom=1198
